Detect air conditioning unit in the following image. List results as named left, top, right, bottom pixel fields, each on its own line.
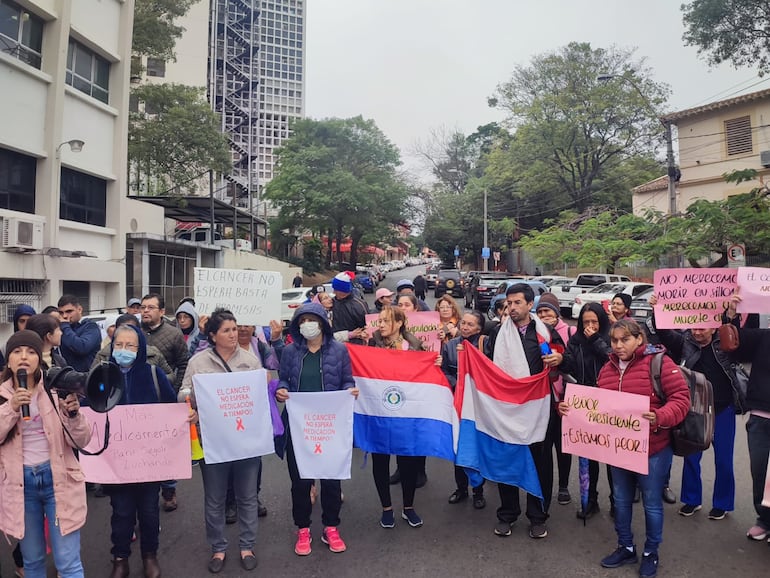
left=2, top=217, right=44, bottom=251
left=760, top=150, right=770, bottom=168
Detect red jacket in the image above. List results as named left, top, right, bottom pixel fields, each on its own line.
left=597, top=345, right=690, bottom=457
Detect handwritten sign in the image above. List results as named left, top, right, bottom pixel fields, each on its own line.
left=286, top=391, right=354, bottom=480
left=653, top=268, right=736, bottom=329
left=194, top=267, right=281, bottom=325
left=561, top=383, right=650, bottom=474
left=365, top=311, right=441, bottom=352
left=193, top=369, right=274, bottom=464
left=736, top=267, right=770, bottom=314
left=79, top=404, right=192, bottom=483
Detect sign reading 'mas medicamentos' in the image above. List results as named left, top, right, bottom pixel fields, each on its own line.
left=194, top=267, right=281, bottom=325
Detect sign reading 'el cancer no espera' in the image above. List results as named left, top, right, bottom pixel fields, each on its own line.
left=653, top=268, right=737, bottom=329
left=194, top=267, right=281, bottom=326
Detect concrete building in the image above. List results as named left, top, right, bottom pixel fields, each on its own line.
left=0, top=0, right=162, bottom=342
left=633, top=88, right=770, bottom=215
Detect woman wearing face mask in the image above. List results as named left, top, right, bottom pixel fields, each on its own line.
left=441, top=311, right=488, bottom=509
left=105, top=325, right=177, bottom=578
left=275, top=303, right=358, bottom=557
left=0, top=330, right=91, bottom=578
left=183, top=309, right=264, bottom=574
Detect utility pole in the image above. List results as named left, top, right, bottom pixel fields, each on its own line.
left=483, top=188, right=488, bottom=272
left=664, top=120, right=677, bottom=215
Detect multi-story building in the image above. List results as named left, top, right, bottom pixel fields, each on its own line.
left=633, top=88, right=770, bottom=215
left=0, top=0, right=163, bottom=342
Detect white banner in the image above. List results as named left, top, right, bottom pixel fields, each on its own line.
left=286, top=391, right=355, bottom=480
left=193, top=369, right=274, bottom=464
left=194, top=267, right=282, bottom=325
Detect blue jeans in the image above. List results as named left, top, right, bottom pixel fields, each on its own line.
left=108, top=482, right=161, bottom=559
left=746, top=414, right=770, bottom=529
left=20, top=462, right=84, bottom=578
left=610, top=445, right=673, bottom=555
left=681, top=405, right=736, bottom=510
left=200, top=457, right=260, bottom=553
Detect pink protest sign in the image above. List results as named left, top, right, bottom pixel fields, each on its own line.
left=562, top=383, right=650, bottom=475
left=736, top=267, right=770, bottom=315
left=653, top=268, right=737, bottom=329
left=79, top=404, right=192, bottom=484
left=365, top=310, right=441, bottom=352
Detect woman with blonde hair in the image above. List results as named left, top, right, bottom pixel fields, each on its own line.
left=435, top=295, right=461, bottom=343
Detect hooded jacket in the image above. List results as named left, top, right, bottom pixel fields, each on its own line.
left=0, top=376, right=92, bottom=539
left=91, top=340, right=174, bottom=383
left=597, top=344, right=690, bottom=456
left=278, top=303, right=355, bottom=393
left=12, top=304, right=36, bottom=332
left=561, top=302, right=612, bottom=387
left=174, top=301, right=200, bottom=356
left=110, top=325, right=176, bottom=405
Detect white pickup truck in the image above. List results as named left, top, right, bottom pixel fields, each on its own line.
left=555, top=273, right=631, bottom=318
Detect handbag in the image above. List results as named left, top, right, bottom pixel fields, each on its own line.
left=731, top=363, right=750, bottom=415
left=718, top=323, right=739, bottom=352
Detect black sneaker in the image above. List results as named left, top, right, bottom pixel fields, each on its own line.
left=708, top=508, right=727, bottom=520
left=472, top=492, right=486, bottom=510
left=678, top=504, right=701, bottom=517
left=528, top=523, right=548, bottom=539
left=494, top=521, right=514, bottom=537
left=448, top=489, right=468, bottom=504
left=557, top=487, right=571, bottom=505
left=601, top=545, right=638, bottom=568
left=639, top=551, right=659, bottom=577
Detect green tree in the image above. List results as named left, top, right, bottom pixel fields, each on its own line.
left=682, top=0, right=770, bottom=75
left=265, top=116, right=409, bottom=266
left=128, top=84, right=231, bottom=194
left=489, top=42, right=669, bottom=213
left=132, top=0, right=197, bottom=74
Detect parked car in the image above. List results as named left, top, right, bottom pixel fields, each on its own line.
left=435, top=269, right=463, bottom=298
left=425, top=264, right=440, bottom=289
left=281, top=287, right=314, bottom=326
left=357, top=274, right=375, bottom=293
left=555, top=273, right=632, bottom=317
left=487, top=280, right=549, bottom=319
left=571, top=282, right=654, bottom=319
left=465, top=272, right=516, bottom=309
left=629, top=287, right=655, bottom=325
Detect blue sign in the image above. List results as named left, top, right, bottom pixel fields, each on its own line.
left=481, top=247, right=490, bottom=259
left=453, top=248, right=459, bottom=257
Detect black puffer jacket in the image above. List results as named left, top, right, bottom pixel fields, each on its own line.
left=560, top=303, right=611, bottom=387
left=331, top=294, right=368, bottom=345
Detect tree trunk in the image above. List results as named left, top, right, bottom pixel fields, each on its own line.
left=350, top=229, right=363, bottom=267
left=325, top=229, right=333, bottom=270
left=335, top=225, right=344, bottom=267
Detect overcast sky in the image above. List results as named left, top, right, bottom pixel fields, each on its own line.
left=304, top=0, right=769, bottom=178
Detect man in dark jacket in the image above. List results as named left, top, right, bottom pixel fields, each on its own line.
left=140, top=292, right=190, bottom=512
left=412, top=275, right=427, bottom=301
left=57, top=295, right=101, bottom=372
left=330, top=273, right=369, bottom=345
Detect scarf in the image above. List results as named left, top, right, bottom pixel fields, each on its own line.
left=493, top=313, right=551, bottom=378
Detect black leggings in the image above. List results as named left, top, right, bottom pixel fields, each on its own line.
left=372, top=454, right=420, bottom=509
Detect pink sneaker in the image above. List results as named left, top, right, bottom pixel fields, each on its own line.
left=321, top=526, right=346, bottom=553
left=294, top=528, right=312, bottom=556
left=746, top=525, right=768, bottom=541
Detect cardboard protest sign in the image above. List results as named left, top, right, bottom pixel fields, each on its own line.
left=653, top=268, right=737, bottom=329
left=194, top=369, right=274, bottom=464
left=79, top=404, right=192, bottom=483
left=285, top=390, right=355, bottom=480
left=561, top=383, right=650, bottom=475
left=736, top=267, right=770, bottom=315
left=194, top=267, right=281, bottom=325
left=365, top=311, right=441, bottom=352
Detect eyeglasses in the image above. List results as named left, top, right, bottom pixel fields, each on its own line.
left=113, top=343, right=139, bottom=351
left=140, top=305, right=159, bottom=311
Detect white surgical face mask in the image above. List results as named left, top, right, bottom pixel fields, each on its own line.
left=299, top=321, right=322, bottom=340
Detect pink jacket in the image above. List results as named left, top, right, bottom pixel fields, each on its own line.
left=0, top=379, right=92, bottom=539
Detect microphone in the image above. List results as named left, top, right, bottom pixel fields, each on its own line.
left=17, top=368, right=30, bottom=421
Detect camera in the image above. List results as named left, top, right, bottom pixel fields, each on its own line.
left=45, top=362, right=125, bottom=413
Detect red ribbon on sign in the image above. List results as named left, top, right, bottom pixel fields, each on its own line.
left=235, top=417, right=245, bottom=431
left=314, top=443, right=322, bottom=454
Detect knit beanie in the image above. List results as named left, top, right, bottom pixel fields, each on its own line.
left=535, top=292, right=561, bottom=316
left=5, top=330, right=44, bottom=361
left=613, top=293, right=632, bottom=310
left=332, top=272, right=352, bottom=294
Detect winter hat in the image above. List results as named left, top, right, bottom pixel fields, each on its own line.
left=5, top=329, right=44, bottom=361
left=535, top=292, right=561, bottom=316
left=375, top=288, right=394, bottom=300
left=332, top=272, right=352, bottom=294
left=127, top=298, right=142, bottom=307
left=396, top=279, right=414, bottom=291
left=613, top=293, right=632, bottom=310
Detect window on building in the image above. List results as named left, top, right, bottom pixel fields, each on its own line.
left=724, top=115, right=752, bottom=156
left=60, top=168, right=106, bottom=227
left=0, top=148, right=35, bottom=213
left=146, top=57, right=165, bottom=77
left=0, top=0, right=43, bottom=68
left=66, top=39, right=110, bottom=104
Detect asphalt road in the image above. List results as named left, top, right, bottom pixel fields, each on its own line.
left=2, top=266, right=767, bottom=577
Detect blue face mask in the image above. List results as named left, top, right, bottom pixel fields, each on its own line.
left=113, top=349, right=137, bottom=367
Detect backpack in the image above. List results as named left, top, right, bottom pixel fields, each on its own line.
left=650, top=352, right=714, bottom=457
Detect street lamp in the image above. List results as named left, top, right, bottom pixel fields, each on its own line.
left=597, top=74, right=677, bottom=216
left=56, top=139, right=85, bottom=158
left=448, top=169, right=489, bottom=271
